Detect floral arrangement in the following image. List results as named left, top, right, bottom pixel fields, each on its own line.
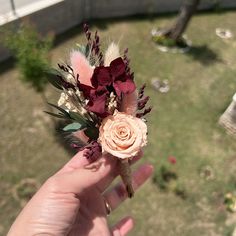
left=46, top=24, right=151, bottom=197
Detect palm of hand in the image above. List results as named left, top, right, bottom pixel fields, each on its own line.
left=68, top=189, right=110, bottom=236
left=8, top=151, right=153, bottom=236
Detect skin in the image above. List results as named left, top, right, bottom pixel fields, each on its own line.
left=7, top=150, right=153, bottom=236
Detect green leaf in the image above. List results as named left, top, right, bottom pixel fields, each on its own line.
left=44, top=111, right=68, bottom=119
left=69, top=111, right=92, bottom=126
left=45, top=68, right=63, bottom=90
left=84, top=127, right=99, bottom=140
left=47, top=103, right=70, bottom=118
left=63, top=122, right=86, bottom=132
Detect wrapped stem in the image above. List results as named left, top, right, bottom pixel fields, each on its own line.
left=119, top=159, right=134, bottom=198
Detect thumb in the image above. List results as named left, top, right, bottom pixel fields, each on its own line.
left=52, top=154, right=116, bottom=195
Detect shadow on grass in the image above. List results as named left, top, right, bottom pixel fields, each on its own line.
left=54, top=14, right=158, bottom=45
left=0, top=57, right=15, bottom=74
left=187, top=44, right=223, bottom=65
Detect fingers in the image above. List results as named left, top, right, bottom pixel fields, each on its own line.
left=50, top=153, right=119, bottom=194
left=95, top=151, right=143, bottom=193
left=59, top=149, right=143, bottom=175
left=53, top=150, right=144, bottom=195
left=103, top=164, right=153, bottom=211
left=111, top=217, right=134, bottom=236
left=56, top=150, right=90, bottom=174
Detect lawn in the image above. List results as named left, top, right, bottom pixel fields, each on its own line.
left=1, top=10, right=236, bottom=236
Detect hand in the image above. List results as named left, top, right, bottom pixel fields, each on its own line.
left=7, top=151, right=153, bottom=236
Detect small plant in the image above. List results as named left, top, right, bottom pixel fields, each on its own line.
left=224, top=192, right=236, bottom=212
left=2, top=22, right=53, bottom=92
left=153, top=164, right=177, bottom=190
left=153, top=156, right=187, bottom=199
left=153, top=156, right=177, bottom=190
left=173, top=183, right=187, bottom=200
left=152, top=34, right=188, bottom=49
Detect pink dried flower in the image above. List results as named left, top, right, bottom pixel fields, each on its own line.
left=70, top=50, right=94, bottom=86
left=120, top=90, right=138, bottom=115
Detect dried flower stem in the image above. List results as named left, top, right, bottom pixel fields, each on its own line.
left=119, top=159, right=134, bottom=198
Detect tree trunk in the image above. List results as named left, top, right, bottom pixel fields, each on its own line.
left=165, top=0, right=200, bottom=41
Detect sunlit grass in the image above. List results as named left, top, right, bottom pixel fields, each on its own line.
left=1, top=10, right=236, bottom=236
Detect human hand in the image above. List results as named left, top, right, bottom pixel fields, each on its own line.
left=7, top=150, right=153, bottom=236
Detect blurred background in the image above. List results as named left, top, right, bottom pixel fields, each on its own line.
left=1, top=0, right=236, bottom=235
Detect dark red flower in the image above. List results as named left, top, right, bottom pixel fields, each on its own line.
left=110, top=57, right=126, bottom=78
left=91, top=66, right=111, bottom=87
left=77, top=82, right=93, bottom=98
left=110, top=58, right=135, bottom=96
left=90, top=57, right=136, bottom=98
left=86, top=86, right=109, bottom=116
left=113, top=76, right=136, bottom=97
left=87, top=94, right=107, bottom=114
left=78, top=57, right=136, bottom=117
left=84, top=141, right=102, bottom=162
left=138, top=96, right=150, bottom=110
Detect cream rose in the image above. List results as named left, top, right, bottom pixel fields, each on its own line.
left=99, top=110, right=147, bottom=159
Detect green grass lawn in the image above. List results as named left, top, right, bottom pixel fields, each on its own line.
left=1, top=10, right=236, bottom=236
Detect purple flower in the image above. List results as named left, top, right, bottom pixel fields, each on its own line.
left=84, top=141, right=102, bottom=162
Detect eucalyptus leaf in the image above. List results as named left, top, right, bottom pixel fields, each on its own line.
left=63, top=122, right=86, bottom=132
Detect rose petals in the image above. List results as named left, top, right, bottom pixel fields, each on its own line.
left=99, top=111, right=147, bottom=159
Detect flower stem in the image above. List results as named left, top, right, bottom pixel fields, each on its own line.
left=119, top=159, right=134, bottom=198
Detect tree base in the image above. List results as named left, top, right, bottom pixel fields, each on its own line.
left=151, top=28, right=191, bottom=54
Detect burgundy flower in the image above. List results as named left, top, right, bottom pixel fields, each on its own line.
left=91, top=57, right=135, bottom=98
left=138, top=96, right=150, bottom=110
left=91, top=66, right=111, bottom=87
left=77, top=81, right=93, bottom=98
left=87, top=94, right=107, bottom=114
left=78, top=57, right=136, bottom=117
left=110, top=57, right=126, bottom=78
left=86, top=86, right=109, bottom=116
left=113, top=76, right=135, bottom=97
left=84, top=141, right=102, bottom=162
